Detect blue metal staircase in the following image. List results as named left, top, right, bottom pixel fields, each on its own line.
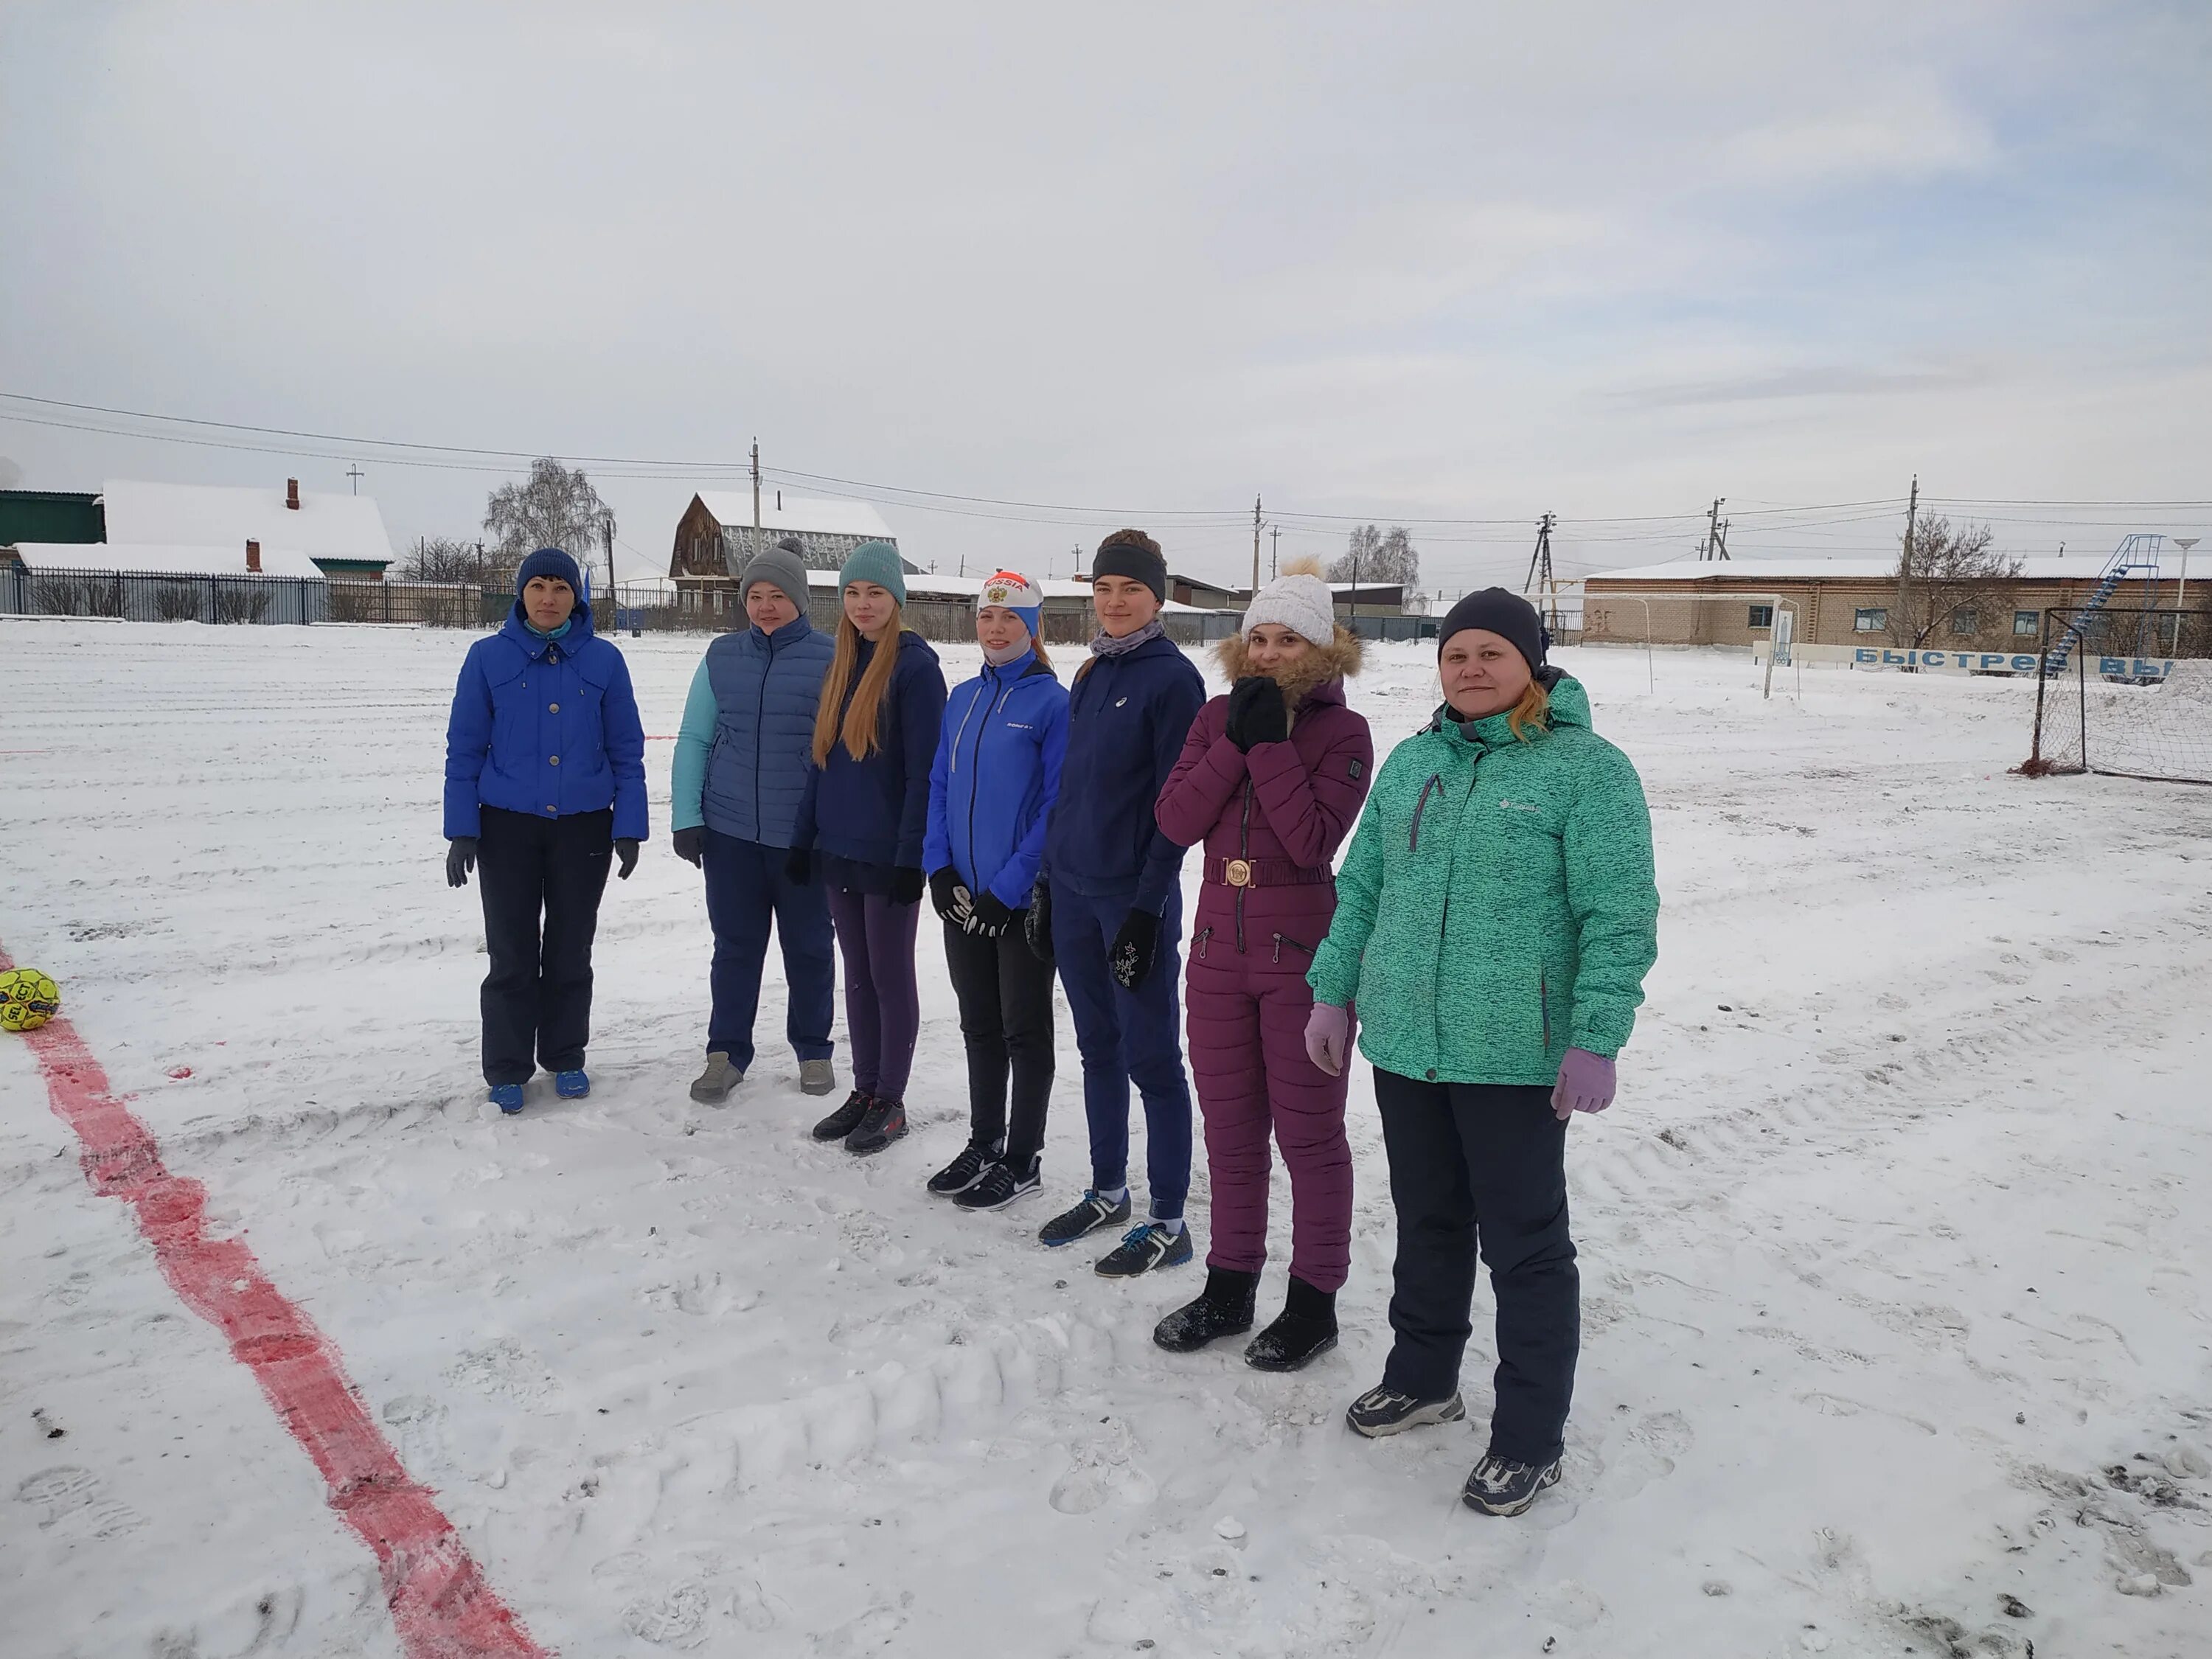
left=2043, top=533, right=2164, bottom=673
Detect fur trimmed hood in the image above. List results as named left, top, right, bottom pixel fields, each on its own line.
left=1213, top=625, right=1363, bottom=708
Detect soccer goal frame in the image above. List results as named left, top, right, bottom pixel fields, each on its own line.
left=2023, top=605, right=2212, bottom=786
left=1564, top=585, right=1802, bottom=700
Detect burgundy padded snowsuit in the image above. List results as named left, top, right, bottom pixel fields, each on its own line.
left=1155, top=672, right=1372, bottom=1292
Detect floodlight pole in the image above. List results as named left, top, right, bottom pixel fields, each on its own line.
left=2177, top=537, right=2199, bottom=613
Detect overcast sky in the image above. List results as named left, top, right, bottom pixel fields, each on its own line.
left=3, top=1, right=2207, bottom=593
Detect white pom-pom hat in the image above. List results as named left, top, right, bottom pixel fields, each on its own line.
left=1239, top=571, right=1336, bottom=644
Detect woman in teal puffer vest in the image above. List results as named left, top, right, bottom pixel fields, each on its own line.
left=1305, top=588, right=1658, bottom=1518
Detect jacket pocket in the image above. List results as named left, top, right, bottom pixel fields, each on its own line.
left=1433, top=957, right=1549, bottom=1077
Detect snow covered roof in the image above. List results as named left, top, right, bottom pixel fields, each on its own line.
left=799, top=569, right=1119, bottom=603
left=100, top=479, right=394, bottom=566
left=7, top=540, right=327, bottom=579
left=693, top=493, right=897, bottom=542
left=1585, top=551, right=2199, bottom=585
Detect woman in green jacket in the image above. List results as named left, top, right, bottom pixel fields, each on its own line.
left=1304, top=588, right=1658, bottom=1517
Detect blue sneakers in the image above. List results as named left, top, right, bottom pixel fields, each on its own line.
left=554, top=1070, right=591, bottom=1099
left=488, top=1083, right=526, bottom=1115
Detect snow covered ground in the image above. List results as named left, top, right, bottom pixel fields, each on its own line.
left=3, top=619, right=2209, bottom=1658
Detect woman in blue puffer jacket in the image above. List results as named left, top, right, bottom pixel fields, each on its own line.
left=443, top=547, right=647, bottom=1113
left=921, top=571, right=1069, bottom=1212
left=669, top=538, right=839, bottom=1106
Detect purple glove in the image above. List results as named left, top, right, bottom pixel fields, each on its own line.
left=1304, top=1002, right=1354, bottom=1077
left=1551, top=1047, right=1616, bottom=1121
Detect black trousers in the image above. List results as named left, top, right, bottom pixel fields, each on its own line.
left=477, top=806, right=613, bottom=1085
left=942, top=918, right=1057, bottom=1167
left=1374, top=1068, right=1579, bottom=1466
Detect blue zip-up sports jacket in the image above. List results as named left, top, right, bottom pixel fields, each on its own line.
left=793, top=631, right=948, bottom=872
left=923, top=651, right=1070, bottom=908
left=443, top=599, right=647, bottom=841
left=671, top=614, right=835, bottom=845
left=1043, top=633, right=1206, bottom=911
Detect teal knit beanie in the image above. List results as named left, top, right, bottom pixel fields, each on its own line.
left=838, top=541, right=907, bottom=607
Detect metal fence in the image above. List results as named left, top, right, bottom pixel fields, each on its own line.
left=1, top=564, right=330, bottom=625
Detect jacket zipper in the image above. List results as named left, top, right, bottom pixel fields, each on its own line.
left=1194, top=925, right=1213, bottom=960
left=1235, top=779, right=1253, bottom=954
left=1410, top=772, right=1441, bottom=852
left=754, top=629, right=775, bottom=835
left=1270, top=932, right=1311, bottom=964
left=1436, top=753, right=1486, bottom=939
left=961, top=669, right=1015, bottom=891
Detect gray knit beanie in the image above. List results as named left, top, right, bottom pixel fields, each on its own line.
left=740, top=540, right=810, bottom=615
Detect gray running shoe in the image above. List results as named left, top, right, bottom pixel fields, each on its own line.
left=799, top=1058, right=838, bottom=1096
left=1344, top=1385, right=1467, bottom=1439
left=689, top=1051, right=741, bottom=1104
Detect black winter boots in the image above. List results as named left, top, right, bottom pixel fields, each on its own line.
left=1153, top=1267, right=1259, bottom=1352
left=1244, top=1276, right=1338, bottom=1371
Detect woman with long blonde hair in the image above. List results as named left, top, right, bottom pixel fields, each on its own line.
left=788, top=542, right=947, bottom=1156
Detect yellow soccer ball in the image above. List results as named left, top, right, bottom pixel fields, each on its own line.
left=0, top=968, right=61, bottom=1033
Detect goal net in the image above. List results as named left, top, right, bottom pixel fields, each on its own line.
left=2024, top=607, right=2212, bottom=785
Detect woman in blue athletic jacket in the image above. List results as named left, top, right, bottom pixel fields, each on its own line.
left=442, top=547, right=647, bottom=1113
left=922, top=571, right=1070, bottom=1212
left=1026, top=529, right=1208, bottom=1278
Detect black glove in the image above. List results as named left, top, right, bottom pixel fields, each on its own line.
left=1024, top=877, right=1055, bottom=964
left=1224, top=675, right=1289, bottom=751
left=672, top=826, right=706, bottom=868
left=973, top=891, right=1016, bottom=938
left=785, top=847, right=813, bottom=886
left=445, top=837, right=477, bottom=888
left=929, top=866, right=972, bottom=928
left=1109, top=908, right=1162, bottom=990
left=614, top=838, right=640, bottom=880
left=889, top=865, right=926, bottom=906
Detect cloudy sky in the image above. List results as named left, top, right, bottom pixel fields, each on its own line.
left=2, top=1, right=2206, bottom=593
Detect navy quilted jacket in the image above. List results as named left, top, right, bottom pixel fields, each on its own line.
left=671, top=614, right=836, bottom=846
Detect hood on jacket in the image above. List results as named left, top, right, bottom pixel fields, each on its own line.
left=1214, top=626, right=1363, bottom=711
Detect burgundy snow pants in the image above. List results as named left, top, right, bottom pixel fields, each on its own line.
left=1186, top=943, right=1352, bottom=1291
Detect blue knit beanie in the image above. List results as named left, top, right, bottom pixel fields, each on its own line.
left=515, top=546, right=582, bottom=595
left=838, top=541, right=907, bottom=606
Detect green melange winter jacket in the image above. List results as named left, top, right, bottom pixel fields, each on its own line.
left=1307, top=673, right=1659, bottom=1087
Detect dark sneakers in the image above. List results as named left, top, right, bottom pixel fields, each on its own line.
left=1039, top=1189, right=1132, bottom=1247
left=1153, top=1266, right=1258, bottom=1352
left=1243, top=1277, right=1338, bottom=1372
left=812, top=1091, right=872, bottom=1141
left=1461, top=1453, right=1563, bottom=1516
left=1095, top=1222, right=1194, bottom=1279
left=927, top=1141, right=1000, bottom=1197
left=955, top=1155, right=1042, bottom=1211
left=1344, top=1385, right=1468, bottom=1439
left=845, top=1097, right=908, bottom=1156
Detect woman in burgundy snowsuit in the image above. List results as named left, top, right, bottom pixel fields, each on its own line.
left=1150, top=567, right=1371, bottom=1369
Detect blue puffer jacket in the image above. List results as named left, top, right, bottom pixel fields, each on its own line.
left=443, top=599, right=648, bottom=841
left=670, top=615, right=835, bottom=846
left=1043, top=633, right=1206, bottom=910
left=794, top=631, right=948, bottom=872
left=924, top=651, right=1070, bottom=908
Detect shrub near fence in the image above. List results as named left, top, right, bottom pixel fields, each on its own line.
left=1, top=564, right=327, bottom=624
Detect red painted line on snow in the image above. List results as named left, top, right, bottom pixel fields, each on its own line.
left=1, top=945, right=550, bottom=1659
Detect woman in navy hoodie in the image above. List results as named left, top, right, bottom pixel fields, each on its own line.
left=1027, top=529, right=1208, bottom=1278
left=923, top=571, right=1070, bottom=1211
left=443, top=547, right=647, bottom=1113
left=790, top=542, right=948, bottom=1156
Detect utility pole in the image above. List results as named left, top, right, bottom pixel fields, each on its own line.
left=1269, top=524, right=1281, bottom=580
left=1703, top=497, right=1730, bottom=561
left=751, top=438, right=762, bottom=554
left=347, top=463, right=364, bottom=495
left=1252, top=495, right=1263, bottom=595
left=602, top=512, right=616, bottom=616
left=1894, top=474, right=1919, bottom=648
left=1525, top=512, right=1559, bottom=633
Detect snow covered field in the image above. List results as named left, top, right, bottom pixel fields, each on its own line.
left=3, top=619, right=2209, bottom=1659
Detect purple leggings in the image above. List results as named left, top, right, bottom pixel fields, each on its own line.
left=825, top=886, right=922, bottom=1101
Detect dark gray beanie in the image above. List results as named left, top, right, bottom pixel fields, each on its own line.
left=740, top=541, right=810, bottom=615
left=1439, top=587, right=1546, bottom=672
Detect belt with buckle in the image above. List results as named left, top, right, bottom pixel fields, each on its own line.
left=1204, top=857, right=1333, bottom=888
